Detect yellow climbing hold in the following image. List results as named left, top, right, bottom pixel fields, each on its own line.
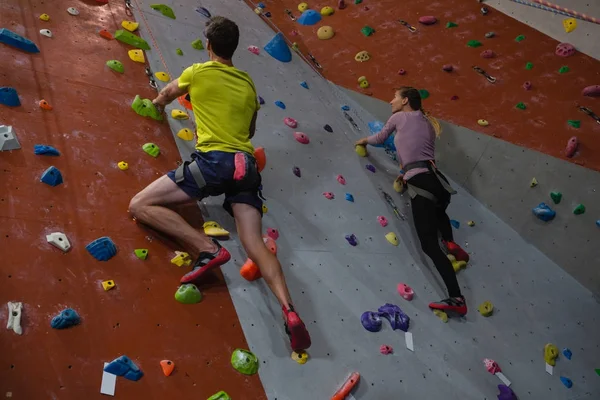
left=385, top=232, right=399, bottom=246
left=171, top=109, right=189, bottom=120
left=128, top=49, right=145, bottom=63
left=393, top=177, right=404, bottom=193
left=102, top=280, right=115, bottom=291
left=298, top=2, right=308, bottom=12
left=358, top=76, right=369, bottom=88
left=355, top=51, right=370, bottom=62
left=477, top=119, right=489, bottom=127
left=262, top=204, right=268, bottom=214
left=39, top=14, right=50, bottom=21
left=448, top=254, right=467, bottom=273
left=203, top=221, right=230, bottom=237
left=433, top=309, right=448, bottom=323
left=320, top=6, right=334, bottom=16
left=122, top=20, right=139, bottom=32
left=254, top=8, right=262, bottom=14
left=291, top=350, right=309, bottom=364
left=355, top=145, right=367, bottom=157
left=478, top=301, right=494, bottom=317
left=467, top=220, right=475, bottom=227
left=171, top=251, right=192, bottom=267
left=563, top=18, right=577, bottom=33
left=317, top=26, right=335, bottom=40
left=177, top=128, right=194, bottom=141
left=291, top=42, right=299, bottom=51
left=530, top=177, right=538, bottom=187
left=544, top=343, right=559, bottom=366
left=117, top=161, right=129, bottom=171
left=155, top=72, right=170, bottom=82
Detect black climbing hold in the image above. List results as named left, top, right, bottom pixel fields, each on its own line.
left=324, top=124, right=333, bottom=132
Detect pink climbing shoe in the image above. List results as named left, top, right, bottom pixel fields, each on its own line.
left=429, top=297, right=468, bottom=317
left=444, top=240, right=469, bottom=263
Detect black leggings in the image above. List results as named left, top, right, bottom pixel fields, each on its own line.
left=408, top=172, right=462, bottom=298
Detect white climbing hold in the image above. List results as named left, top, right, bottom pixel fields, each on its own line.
left=7, top=302, right=23, bottom=335
left=40, top=29, right=53, bottom=38
left=46, top=232, right=71, bottom=252
left=67, top=7, right=79, bottom=16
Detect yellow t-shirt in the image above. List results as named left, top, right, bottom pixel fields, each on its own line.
left=177, top=61, right=259, bottom=154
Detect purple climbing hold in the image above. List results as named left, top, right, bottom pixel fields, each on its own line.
left=324, top=124, right=333, bottom=132
left=275, top=100, right=286, bottom=109
left=292, top=166, right=301, bottom=177
left=418, top=16, right=437, bottom=25
left=481, top=49, right=495, bottom=59
left=377, top=303, right=410, bottom=332
left=258, top=96, right=265, bottom=105
left=497, top=384, right=518, bottom=400
left=366, top=164, right=376, bottom=173
left=555, top=43, right=575, bottom=57
left=195, top=7, right=211, bottom=18
left=442, top=64, right=453, bottom=72
left=398, top=69, right=406, bottom=75
left=451, top=95, right=459, bottom=100
left=582, top=85, right=600, bottom=97
left=345, top=233, right=358, bottom=246
left=523, top=81, right=532, bottom=90
left=361, top=311, right=382, bottom=332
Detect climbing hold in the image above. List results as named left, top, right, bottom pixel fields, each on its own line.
left=565, top=136, right=578, bottom=157
left=355, top=145, right=367, bottom=157
left=150, top=4, right=176, bottom=19
left=485, top=31, right=495, bottom=38
left=195, top=7, right=211, bottom=18
left=378, top=303, right=410, bottom=332
left=397, top=283, right=414, bottom=300
left=40, top=166, right=63, bottom=186
left=40, top=29, right=52, bottom=38
left=355, top=51, right=370, bottom=62
left=39, top=13, right=50, bottom=21
left=46, top=232, right=71, bottom=252
left=478, top=301, right=493, bottom=317
left=191, top=39, right=204, bottom=50
left=418, top=16, right=437, bottom=25
left=142, top=143, right=160, bottom=157
left=257, top=2, right=266, bottom=9
left=247, top=45, right=259, bottom=55
left=134, top=249, right=148, bottom=260
left=450, top=219, right=460, bottom=229
left=34, top=144, right=60, bottom=156
left=338, top=0, right=346, bottom=9
left=419, top=89, right=430, bottom=99
left=515, top=102, right=526, bottom=110
left=433, top=309, right=448, bottom=323
left=264, top=11, right=272, bottom=17
left=67, top=7, right=79, bottom=16
left=345, top=234, right=358, bottom=246
left=556, top=43, right=575, bottom=57
left=297, top=10, right=321, bottom=25
left=267, top=228, right=279, bottom=240
left=231, top=349, right=259, bottom=375
left=104, top=355, right=144, bottom=381
left=320, top=6, right=334, bottom=16
left=176, top=48, right=183, bottom=55
left=442, top=64, right=453, bottom=72
left=51, top=308, right=80, bottom=329
left=258, top=96, right=265, bottom=105
left=292, top=166, right=301, bottom=177
left=121, top=21, right=139, bottom=32
left=341, top=105, right=350, bottom=111
left=365, top=164, right=376, bottom=173
left=207, top=392, right=231, bottom=400
left=450, top=95, right=459, bottom=100
left=533, top=203, right=556, bottom=222
left=275, top=100, right=286, bottom=109
left=562, top=348, right=572, bottom=360
left=175, top=284, right=203, bottom=304
left=355, top=0, right=362, bottom=3
left=394, top=176, right=405, bottom=193
left=284, top=117, right=297, bottom=128
left=448, top=254, right=467, bottom=273
left=0, top=28, right=40, bottom=53
left=573, top=204, right=585, bottom=215
left=523, top=81, right=532, bottom=90
left=86, top=237, right=117, bottom=261
left=385, top=232, right=398, bottom=246
left=317, top=26, right=335, bottom=40
left=102, top=280, right=115, bottom=291
left=171, top=251, right=192, bottom=267
left=203, top=221, right=229, bottom=237
left=128, top=49, right=145, bottom=63
left=377, top=216, right=388, bottom=227
left=324, top=124, right=333, bottom=132
left=398, top=69, right=406, bottom=75
left=240, top=259, right=261, bottom=281
left=446, top=22, right=458, bottom=28
left=361, top=311, right=382, bottom=332
left=560, top=376, right=573, bottom=388
left=345, top=193, right=354, bottom=202
left=568, top=120, right=580, bottom=128
left=481, top=49, right=495, bottom=58
left=300, top=81, right=309, bottom=89
left=361, top=26, right=375, bottom=36
left=294, top=132, right=309, bottom=144
left=337, top=175, right=346, bottom=185
left=323, top=192, right=335, bottom=200
left=106, top=60, right=124, bottom=74
left=477, top=119, right=489, bottom=127
left=359, top=78, right=369, bottom=89
left=550, top=191, right=562, bottom=204
left=525, top=62, right=534, bottom=70
left=160, top=360, right=175, bottom=376
left=132, top=95, right=162, bottom=120
left=117, top=161, right=129, bottom=171
left=545, top=343, right=559, bottom=366
left=38, top=99, right=52, bottom=110
left=481, top=6, right=489, bottom=15
left=530, top=177, right=538, bottom=187
left=515, top=35, right=526, bottom=42
left=582, top=85, right=600, bottom=97
left=497, top=385, right=517, bottom=400
left=99, top=29, right=113, bottom=40
left=380, top=345, right=393, bottom=355
left=171, top=109, right=189, bottom=120
left=155, top=72, right=170, bottom=82
left=467, top=220, right=475, bottom=227
left=484, top=358, right=501, bottom=374
left=467, top=40, right=482, bottom=48
left=298, top=2, right=308, bottom=12
left=291, top=351, right=308, bottom=364
left=115, top=30, right=150, bottom=50
left=563, top=18, right=577, bottom=33
left=254, top=147, right=266, bottom=172
left=6, top=302, right=23, bottom=335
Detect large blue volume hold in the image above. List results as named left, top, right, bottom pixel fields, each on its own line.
left=0, top=28, right=40, bottom=53
left=0, top=87, right=21, bottom=107
left=264, top=32, right=292, bottom=63
left=104, top=355, right=144, bottom=381
left=86, top=236, right=117, bottom=261
left=40, top=166, right=63, bottom=186
left=368, top=120, right=396, bottom=151
left=51, top=308, right=81, bottom=329
left=532, top=202, right=556, bottom=221
left=34, top=145, right=60, bottom=156
left=297, top=10, right=321, bottom=25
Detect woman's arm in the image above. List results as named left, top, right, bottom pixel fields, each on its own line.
left=355, top=114, right=399, bottom=146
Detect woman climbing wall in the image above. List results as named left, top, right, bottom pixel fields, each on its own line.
left=355, top=86, right=469, bottom=317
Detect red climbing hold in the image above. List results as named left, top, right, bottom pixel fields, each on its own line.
left=442, top=64, right=453, bottom=72
left=254, top=147, right=266, bottom=172
left=451, top=95, right=459, bottom=100
left=398, top=69, right=406, bottom=75
left=337, top=175, right=346, bottom=185
left=480, top=50, right=495, bottom=59
left=338, top=0, right=346, bottom=9
left=523, top=81, right=532, bottom=90
left=582, top=85, right=600, bottom=97
left=99, top=29, right=113, bottom=40
left=294, top=132, right=309, bottom=144
left=418, top=16, right=437, bottom=25
left=565, top=136, right=578, bottom=158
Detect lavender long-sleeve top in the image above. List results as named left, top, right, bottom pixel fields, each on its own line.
left=366, top=111, right=435, bottom=181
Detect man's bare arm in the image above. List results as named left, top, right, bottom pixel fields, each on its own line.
left=249, top=111, right=258, bottom=139
left=152, top=79, right=189, bottom=107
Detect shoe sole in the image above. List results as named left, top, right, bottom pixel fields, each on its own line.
left=287, top=312, right=311, bottom=351
left=180, top=249, right=231, bottom=283
left=429, top=305, right=467, bottom=319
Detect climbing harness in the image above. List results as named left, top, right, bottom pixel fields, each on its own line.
left=285, top=9, right=296, bottom=21
left=398, top=20, right=417, bottom=33
left=380, top=189, right=406, bottom=221
left=472, top=66, right=496, bottom=83
left=307, top=53, right=322, bottom=69
left=578, top=105, right=600, bottom=124
left=174, top=156, right=207, bottom=190
left=124, top=0, right=133, bottom=16
left=403, top=161, right=457, bottom=205
left=343, top=112, right=360, bottom=131
left=145, top=66, right=158, bottom=90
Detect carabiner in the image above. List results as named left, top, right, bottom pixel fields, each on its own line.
left=284, top=9, right=295, bottom=21
left=578, top=105, right=600, bottom=124
left=398, top=20, right=417, bottom=33
left=472, top=66, right=496, bottom=83
left=125, top=0, right=133, bottom=17
left=307, top=53, right=322, bottom=69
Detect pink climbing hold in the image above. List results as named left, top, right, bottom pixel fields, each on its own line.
left=247, top=45, right=260, bottom=55
left=267, top=228, right=279, bottom=240
left=582, top=85, right=600, bottom=97
left=290, top=30, right=298, bottom=36
left=523, top=81, right=532, bottom=90
left=338, top=0, right=346, bottom=9
left=379, top=345, right=393, bottom=355
left=442, top=64, right=453, bottom=72
left=323, top=192, right=335, bottom=200
left=418, top=16, right=437, bottom=25
left=363, top=6, right=369, bottom=10
left=294, top=132, right=310, bottom=144
left=284, top=117, right=298, bottom=128
left=483, top=358, right=502, bottom=374
left=398, top=69, right=406, bottom=75
left=480, top=49, right=495, bottom=59
left=451, top=95, right=459, bottom=100
left=555, top=43, right=575, bottom=57
left=377, top=216, right=388, bottom=227
left=397, top=283, right=414, bottom=301
left=565, top=136, right=578, bottom=158
left=337, top=175, right=346, bottom=185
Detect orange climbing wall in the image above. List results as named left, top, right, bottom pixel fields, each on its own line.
left=0, top=1, right=266, bottom=398
left=249, top=0, right=600, bottom=170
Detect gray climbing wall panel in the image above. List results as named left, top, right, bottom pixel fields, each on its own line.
left=131, top=1, right=600, bottom=399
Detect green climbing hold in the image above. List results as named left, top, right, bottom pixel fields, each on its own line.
left=207, top=391, right=231, bottom=400
left=573, top=204, right=585, bottom=215
left=467, top=40, right=482, bottom=48
left=231, top=349, right=259, bottom=375
left=106, top=60, right=124, bottom=73
left=191, top=39, right=204, bottom=50
left=550, top=191, right=562, bottom=204
left=596, top=368, right=600, bottom=377
left=174, top=284, right=203, bottom=304
left=515, top=35, right=525, bottom=42
left=131, top=95, right=163, bottom=120
left=150, top=4, right=176, bottom=19
left=559, top=66, right=570, bottom=74
left=515, top=102, right=526, bottom=110
left=525, top=62, right=533, bottom=70
left=419, top=89, right=430, bottom=100
left=114, top=30, right=151, bottom=50
left=361, top=26, right=375, bottom=36
left=446, top=22, right=458, bottom=28
left=142, top=142, right=160, bottom=157
left=354, top=0, right=362, bottom=4
left=567, top=120, right=580, bottom=128
left=176, top=48, right=183, bottom=55
left=134, top=248, right=148, bottom=260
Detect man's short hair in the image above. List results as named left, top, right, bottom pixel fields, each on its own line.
left=204, top=16, right=239, bottom=60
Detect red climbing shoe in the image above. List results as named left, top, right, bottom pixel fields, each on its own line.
left=180, top=240, right=231, bottom=283
left=429, top=297, right=468, bottom=317
left=283, top=305, right=311, bottom=351
left=445, top=241, right=470, bottom=263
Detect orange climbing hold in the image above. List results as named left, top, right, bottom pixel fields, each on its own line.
left=39, top=100, right=52, bottom=110
left=160, top=360, right=175, bottom=376
left=178, top=94, right=193, bottom=110
left=254, top=147, right=266, bottom=172
left=331, top=372, right=360, bottom=400
left=99, top=29, right=114, bottom=40
left=240, top=236, right=277, bottom=281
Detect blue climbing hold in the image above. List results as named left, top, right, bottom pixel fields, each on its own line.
left=596, top=220, right=600, bottom=228
left=0, top=28, right=40, bottom=53
left=560, top=376, right=572, bottom=389
left=533, top=202, right=556, bottom=221
left=297, top=10, right=322, bottom=25
left=450, top=219, right=460, bottom=229
left=86, top=236, right=117, bottom=261
left=264, top=32, right=292, bottom=63
left=51, top=308, right=81, bottom=329
left=368, top=120, right=396, bottom=151
left=40, top=166, right=63, bottom=186
left=0, top=87, right=21, bottom=107
left=562, top=348, right=572, bottom=360
left=345, top=193, right=354, bottom=202
left=257, top=2, right=266, bottom=8
left=341, top=105, right=350, bottom=111
left=300, top=81, right=309, bottom=89
left=34, top=144, right=60, bottom=156
left=258, top=96, right=265, bottom=105
left=104, top=355, right=144, bottom=381
left=274, top=100, right=286, bottom=109
left=195, top=7, right=211, bottom=18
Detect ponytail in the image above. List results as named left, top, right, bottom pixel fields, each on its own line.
left=422, top=109, right=442, bottom=138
